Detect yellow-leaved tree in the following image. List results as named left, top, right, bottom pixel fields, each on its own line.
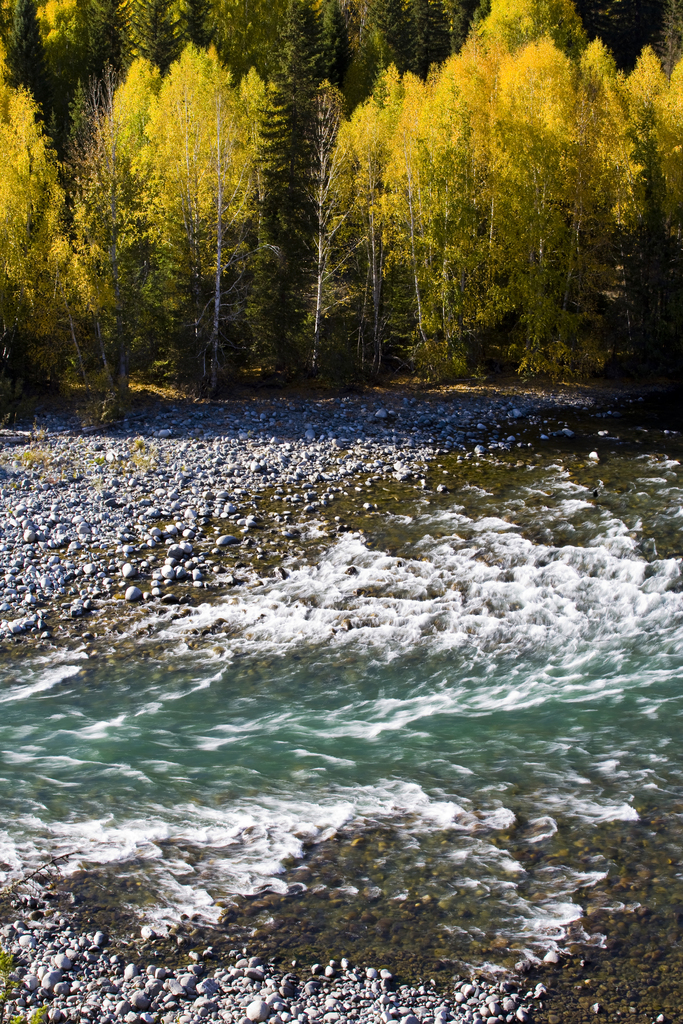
left=0, top=74, right=63, bottom=378
left=71, top=59, right=160, bottom=395
left=384, top=41, right=502, bottom=378
left=342, top=65, right=403, bottom=373
left=480, top=0, right=587, bottom=58
left=147, top=45, right=256, bottom=393
left=492, top=38, right=591, bottom=375
left=618, top=47, right=678, bottom=359
left=385, top=72, right=429, bottom=351
left=38, top=0, right=89, bottom=128
left=308, top=84, right=352, bottom=375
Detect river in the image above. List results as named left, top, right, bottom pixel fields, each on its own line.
left=1, top=393, right=683, bottom=1018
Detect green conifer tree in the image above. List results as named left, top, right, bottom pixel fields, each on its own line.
left=250, top=0, right=321, bottom=369
left=68, top=78, right=89, bottom=152
left=370, top=0, right=412, bottom=73
left=321, top=0, right=351, bottom=88
left=574, top=0, right=663, bottom=70
left=133, top=0, right=180, bottom=74
left=87, top=0, right=130, bottom=79
left=4, top=0, right=51, bottom=116
left=446, top=0, right=483, bottom=52
left=660, top=0, right=683, bottom=78
left=183, top=0, right=212, bottom=49
left=411, top=0, right=451, bottom=79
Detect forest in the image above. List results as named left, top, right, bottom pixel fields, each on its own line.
left=1, top=0, right=683, bottom=412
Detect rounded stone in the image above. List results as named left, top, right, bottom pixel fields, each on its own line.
left=52, top=953, right=72, bottom=970
left=217, top=535, right=239, bottom=547
left=121, top=563, right=137, bottom=579
left=247, top=999, right=271, bottom=1022
left=125, top=586, right=143, bottom=602
left=132, top=991, right=151, bottom=1011
left=41, top=970, right=62, bottom=991
left=124, top=963, right=140, bottom=981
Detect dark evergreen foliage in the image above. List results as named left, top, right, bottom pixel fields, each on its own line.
left=4, top=0, right=51, bottom=115
left=610, top=103, right=683, bottom=368
left=370, top=0, right=413, bottom=73
left=133, top=0, right=180, bottom=75
left=446, top=0, right=486, bottom=52
left=411, top=0, right=451, bottom=78
left=249, top=0, right=322, bottom=369
left=660, top=0, right=683, bottom=78
left=87, top=0, right=130, bottom=80
left=183, top=0, right=213, bottom=50
left=575, top=0, right=664, bottom=70
left=321, top=0, right=351, bottom=88
left=67, top=79, right=89, bottom=153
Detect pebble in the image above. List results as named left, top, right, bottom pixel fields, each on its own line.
left=0, top=895, right=547, bottom=1024
left=247, top=998, right=271, bottom=1021
left=124, top=586, right=143, bottom=602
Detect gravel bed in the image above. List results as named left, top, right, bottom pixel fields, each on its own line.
left=0, top=386, right=660, bottom=641
left=1, top=900, right=549, bottom=1024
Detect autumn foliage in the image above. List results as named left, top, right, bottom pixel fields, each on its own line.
left=1, top=0, right=683, bottom=406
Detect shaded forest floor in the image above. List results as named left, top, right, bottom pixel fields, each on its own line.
left=28, top=371, right=682, bottom=426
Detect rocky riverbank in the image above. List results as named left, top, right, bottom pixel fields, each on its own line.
left=0, top=383, right=676, bottom=642
left=1, top=888, right=550, bottom=1024
left=0, top=382, right=681, bottom=1024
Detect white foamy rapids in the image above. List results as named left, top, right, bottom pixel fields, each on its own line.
left=0, top=660, right=85, bottom=704
left=158, top=512, right=683, bottom=683
left=0, top=768, right=618, bottom=948
left=0, top=780, right=520, bottom=926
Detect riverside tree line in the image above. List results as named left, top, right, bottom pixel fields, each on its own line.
left=2, top=0, right=683, bottom=411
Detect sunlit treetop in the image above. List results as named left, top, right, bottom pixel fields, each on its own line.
left=479, top=0, right=588, bottom=58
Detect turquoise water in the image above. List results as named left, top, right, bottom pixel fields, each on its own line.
left=2, top=410, right=683, bottom=979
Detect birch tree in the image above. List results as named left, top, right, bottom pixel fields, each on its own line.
left=148, top=46, right=255, bottom=392
left=342, top=66, right=401, bottom=372
left=0, top=77, right=62, bottom=371
left=308, top=84, right=351, bottom=374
